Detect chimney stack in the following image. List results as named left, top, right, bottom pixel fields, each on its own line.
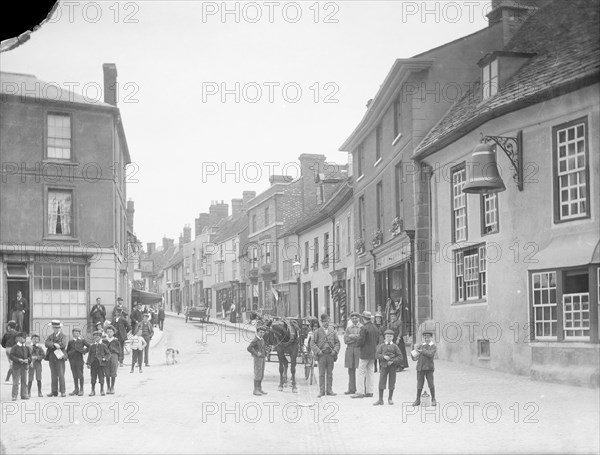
left=126, top=199, right=134, bottom=231
left=242, top=191, right=256, bottom=208
left=147, top=242, right=156, bottom=255
left=162, top=236, right=174, bottom=251
left=102, top=63, right=118, bottom=106
left=183, top=225, right=192, bottom=244
left=209, top=201, right=228, bottom=226
left=195, top=213, right=210, bottom=237
left=231, top=199, right=243, bottom=217
left=487, top=0, right=544, bottom=44
left=269, top=175, right=293, bottom=186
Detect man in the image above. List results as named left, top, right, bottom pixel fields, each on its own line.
left=351, top=310, right=379, bottom=399
left=90, top=297, right=107, bottom=326
left=45, top=320, right=67, bottom=397
left=11, top=291, right=28, bottom=332
left=112, top=308, right=131, bottom=367
left=343, top=312, right=362, bottom=395
left=112, top=297, right=128, bottom=319
left=157, top=304, right=165, bottom=331
left=130, top=301, right=143, bottom=335
left=1, top=320, right=18, bottom=383
left=310, top=313, right=340, bottom=398
left=140, top=312, right=154, bottom=367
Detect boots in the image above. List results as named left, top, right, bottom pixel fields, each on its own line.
left=89, top=384, right=96, bottom=397
left=111, top=378, right=116, bottom=394
left=69, top=388, right=79, bottom=396
left=259, top=381, right=267, bottom=395
left=373, top=389, right=384, bottom=406
left=388, top=389, right=394, bottom=405
left=100, top=383, right=106, bottom=396
left=431, top=387, right=436, bottom=406
left=412, top=388, right=422, bottom=406
left=37, top=380, right=43, bottom=397
left=28, top=381, right=32, bottom=396
left=139, top=365, right=143, bottom=373
left=253, top=380, right=262, bottom=396
left=130, top=366, right=134, bottom=373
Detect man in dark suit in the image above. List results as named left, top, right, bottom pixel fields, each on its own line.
left=11, top=291, right=28, bottom=332
left=310, top=314, right=341, bottom=398
left=44, top=320, right=67, bottom=397
left=130, top=301, right=143, bottom=335
left=90, top=297, right=106, bottom=325
left=140, top=313, right=154, bottom=367
left=112, top=308, right=131, bottom=366
left=86, top=330, right=110, bottom=396
left=351, top=310, right=379, bottom=399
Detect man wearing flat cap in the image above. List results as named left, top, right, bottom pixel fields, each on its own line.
left=374, top=329, right=403, bottom=405
left=112, top=307, right=131, bottom=366
left=343, top=311, right=362, bottom=395
left=310, top=314, right=340, bottom=398
left=352, top=310, right=379, bottom=399
left=247, top=325, right=268, bottom=396
left=45, top=320, right=67, bottom=397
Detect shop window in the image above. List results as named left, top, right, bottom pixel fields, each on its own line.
left=33, top=262, right=86, bottom=319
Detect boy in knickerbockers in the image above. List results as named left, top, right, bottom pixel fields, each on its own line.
left=67, top=328, right=90, bottom=396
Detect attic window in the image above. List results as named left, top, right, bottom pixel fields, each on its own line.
left=482, top=59, right=498, bottom=100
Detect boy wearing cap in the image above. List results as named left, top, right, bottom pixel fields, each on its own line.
left=112, top=307, right=131, bottom=366
left=67, top=328, right=90, bottom=396
left=412, top=331, right=437, bottom=406
left=9, top=332, right=31, bottom=401
left=45, top=320, right=67, bottom=397
left=129, top=325, right=147, bottom=373
left=27, top=334, right=45, bottom=397
left=310, top=313, right=341, bottom=398
left=1, top=320, right=18, bottom=383
left=374, top=329, right=403, bottom=406
left=103, top=325, right=121, bottom=395
left=247, top=325, right=268, bottom=396
left=87, top=330, right=110, bottom=396
left=140, top=312, right=154, bottom=367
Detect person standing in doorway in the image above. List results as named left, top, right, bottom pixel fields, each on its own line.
left=90, top=297, right=106, bottom=326
left=11, top=291, right=28, bottom=332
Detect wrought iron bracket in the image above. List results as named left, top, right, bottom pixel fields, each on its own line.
left=482, top=130, right=523, bottom=191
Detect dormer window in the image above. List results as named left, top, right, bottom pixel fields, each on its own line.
left=482, top=59, right=498, bottom=100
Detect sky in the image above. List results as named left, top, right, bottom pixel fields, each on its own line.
left=1, top=0, right=491, bottom=247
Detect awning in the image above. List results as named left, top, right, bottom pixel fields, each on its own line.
left=6, top=264, right=29, bottom=279
left=131, top=289, right=163, bottom=305
left=529, top=232, right=600, bottom=270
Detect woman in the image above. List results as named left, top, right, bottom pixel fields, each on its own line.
left=373, top=312, right=386, bottom=373
left=229, top=301, right=237, bottom=323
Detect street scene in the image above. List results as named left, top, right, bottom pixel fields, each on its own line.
left=1, top=0, right=599, bottom=454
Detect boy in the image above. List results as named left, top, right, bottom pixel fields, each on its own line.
left=129, top=326, right=147, bottom=373
left=140, top=312, right=154, bottom=367
left=1, top=320, right=18, bottom=383
left=103, top=325, right=121, bottom=395
left=247, top=325, right=268, bottom=396
left=412, top=331, right=437, bottom=406
left=373, top=329, right=402, bottom=406
left=87, top=330, right=110, bottom=396
left=27, top=334, right=45, bottom=397
left=310, top=313, right=341, bottom=398
left=9, top=332, right=31, bottom=401
left=67, top=328, right=90, bottom=396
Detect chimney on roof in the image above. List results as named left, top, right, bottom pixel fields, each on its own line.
left=487, top=0, right=544, bottom=44
left=195, top=213, right=210, bottom=237
left=183, top=225, right=191, bottom=244
left=242, top=191, right=256, bottom=208
left=209, top=201, right=228, bottom=226
left=102, top=63, right=118, bottom=106
left=231, top=199, right=243, bottom=217
left=126, top=199, right=134, bottom=231
left=269, top=175, right=293, bottom=186
left=147, top=242, right=156, bottom=255
left=162, top=236, right=174, bottom=251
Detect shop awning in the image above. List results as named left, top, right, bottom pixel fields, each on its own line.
left=528, top=232, right=600, bottom=270
left=131, top=288, right=163, bottom=306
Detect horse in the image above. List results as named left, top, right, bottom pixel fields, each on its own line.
left=250, top=313, right=303, bottom=393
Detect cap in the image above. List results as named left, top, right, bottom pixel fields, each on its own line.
left=143, top=312, right=150, bottom=317
left=51, top=320, right=62, bottom=327
left=423, top=331, right=434, bottom=336
left=384, top=329, right=394, bottom=336
left=15, top=332, right=26, bottom=338
left=92, top=330, right=103, bottom=337
left=104, top=325, right=115, bottom=332
left=7, top=320, right=17, bottom=328
left=320, top=313, right=330, bottom=322
left=361, top=311, right=372, bottom=320
left=375, top=312, right=383, bottom=318
left=72, top=328, right=81, bottom=334
left=256, top=325, right=267, bottom=333
left=30, top=333, right=40, bottom=339
left=117, top=297, right=123, bottom=302
left=350, top=312, right=360, bottom=318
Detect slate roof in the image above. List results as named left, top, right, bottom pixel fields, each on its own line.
left=213, top=212, right=248, bottom=243
left=412, top=0, right=600, bottom=159
left=0, top=71, right=115, bottom=108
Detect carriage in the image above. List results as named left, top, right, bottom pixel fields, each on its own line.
left=264, top=316, right=318, bottom=385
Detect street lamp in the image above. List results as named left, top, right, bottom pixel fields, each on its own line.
left=292, top=259, right=302, bottom=317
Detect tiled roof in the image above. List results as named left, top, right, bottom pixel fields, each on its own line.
left=213, top=212, right=248, bottom=243
left=413, top=0, right=600, bottom=159
left=0, top=71, right=114, bottom=107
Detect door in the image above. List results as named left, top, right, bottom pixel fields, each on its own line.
left=6, top=278, right=30, bottom=333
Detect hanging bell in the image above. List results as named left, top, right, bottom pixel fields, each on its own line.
left=462, top=142, right=507, bottom=194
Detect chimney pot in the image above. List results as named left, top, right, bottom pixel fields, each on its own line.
left=102, top=63, right=118, bottom=106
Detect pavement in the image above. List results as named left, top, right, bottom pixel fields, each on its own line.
left=0, top=313, right=598, bottom=454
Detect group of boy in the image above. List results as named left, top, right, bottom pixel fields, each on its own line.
left=246, top=309, right=437, bottom=406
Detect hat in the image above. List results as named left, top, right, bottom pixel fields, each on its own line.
left=117, top=297, right=123, bottom=302
left=51, top=320, right=62, bottom=327
left=361, top=311, right=372, bottom=320
left=423, top=331, right=434, bottom=336
left=104, top=325, right=115, bottom=332
left=256, top=325, right=267, bottom=333
left=95, top=321, right=103, bottom=328
left=384, top=329, right=394, bottom=336
left=350, top=312, right=360, bottom=318
left=72, top=328, right=81, bottom=334
left=31, top=333, right=40, bottom=339
left=320, top=313, right=330, bottom=322
left=143, top=312, right=150, bottom=317
left=7, top=320, right=17, bottom=328
left=92, top=330, right=103, bottom=337
left=375, top=312, right=383, bottom=318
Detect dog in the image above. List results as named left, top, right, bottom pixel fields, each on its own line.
left=165, top=347, right=179, bottom=365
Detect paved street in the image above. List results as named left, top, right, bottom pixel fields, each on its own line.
left=0, top=314, right=598, bottom=454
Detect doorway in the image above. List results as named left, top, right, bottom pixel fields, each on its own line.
left=7, top=279, right=30, bottom=333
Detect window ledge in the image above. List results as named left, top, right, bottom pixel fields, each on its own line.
left=451, top=299, right=488, bottom=307
left=43, top=159, right=79, bottom=167
left=392, top=133, right=402, bottom=147
left=43, top=235, right=79, bottom=243
left=373, top=158, right=382, bottom=167
left=356, top=174, right=364, bottom=183
left=529, top=341, right=598, bottom=348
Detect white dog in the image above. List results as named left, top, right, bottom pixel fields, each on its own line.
left=165, top=347, right=179, bottom=365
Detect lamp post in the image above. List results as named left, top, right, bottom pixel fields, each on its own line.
left=293, top=260, right=302, bottom=317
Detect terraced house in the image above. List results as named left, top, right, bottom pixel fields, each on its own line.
left=412, top=0, right=600, bottom=386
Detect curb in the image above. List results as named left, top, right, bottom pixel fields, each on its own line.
left=165, top=310, right=256, bottom=335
